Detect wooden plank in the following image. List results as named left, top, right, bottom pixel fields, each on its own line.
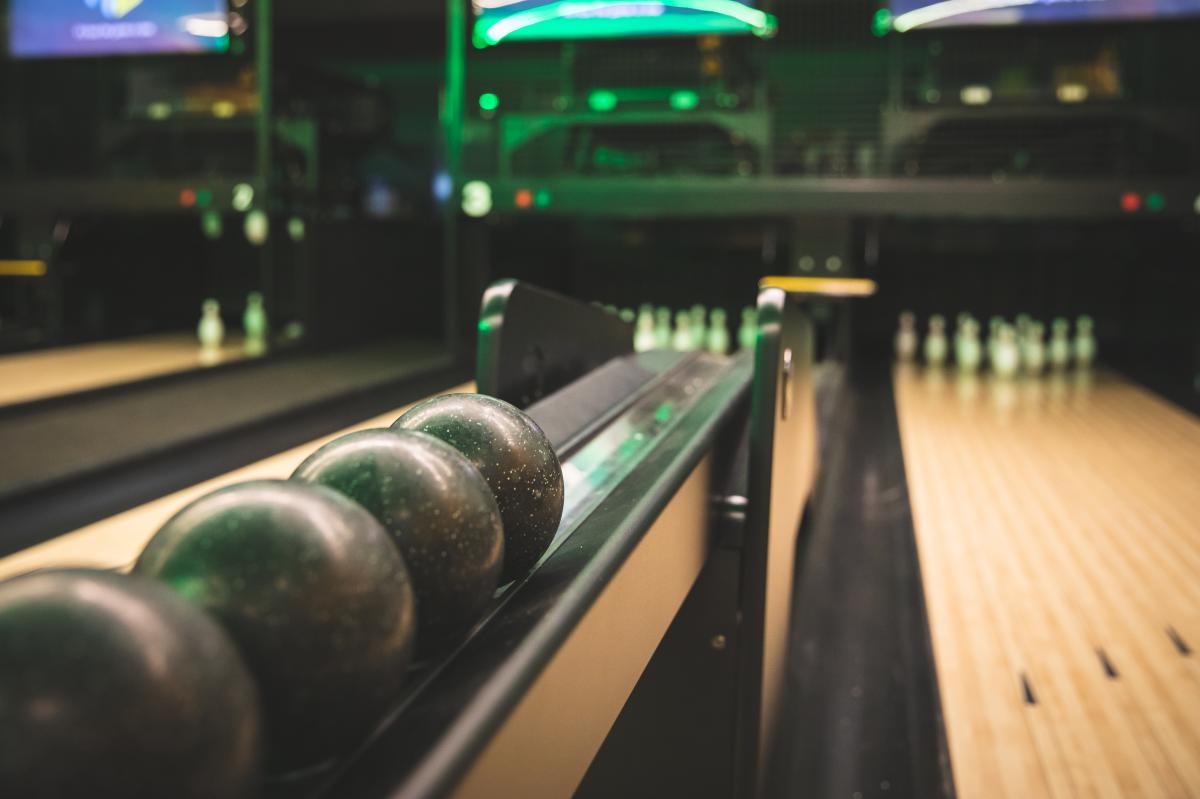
left=0, top=332, right=253, bottom=407
left=0, top=383, right=474, bottom=581
left=895, top=367, right=1200, bottom=799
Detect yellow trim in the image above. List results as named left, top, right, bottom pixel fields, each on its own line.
left=760, top=276, right=877, bottom=297
left=0, top=260, right=48, bottom=277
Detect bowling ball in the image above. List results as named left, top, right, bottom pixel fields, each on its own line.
left=393, top=394, right=564, bottom=583
left=134, top=480, right=416, bottom=770
left=292, top=429, right=504, bottom=637
left=0, top=569, right=261, bottom=799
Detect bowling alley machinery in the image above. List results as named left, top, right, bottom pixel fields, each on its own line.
left=3, top=3, right=1200, bottom=799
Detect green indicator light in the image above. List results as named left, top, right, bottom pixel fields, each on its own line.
left=654, top=402, right=674, bottom=424
left=669, top=90, right=699, bottom=111
left=872, top=8, right=893, bottom=36
left=588, top=90, right=619, bottom=112
left=479, top=92, right=500, bottom=112
left=201, top=211, right=223, bottom=241
left=195, top=189, right=213, bottom=209
left=1146, top=192, right=1166, bottom=212
left=534, top=190, right=552, bottom=208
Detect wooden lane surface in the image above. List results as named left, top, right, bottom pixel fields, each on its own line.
left=895, top=366, right=1200, bottom=799
left=0, top=382, right=475, bottom=581
left=0, top=332, right=252, bottom=408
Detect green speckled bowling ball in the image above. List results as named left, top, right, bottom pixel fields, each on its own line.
left=292, top=429, right=504, bottom=637
left=134, top=480, right=416, bottom=770
left=393, top=394, right=564, bottom=583
left=0, top=569, right=261, bottom=799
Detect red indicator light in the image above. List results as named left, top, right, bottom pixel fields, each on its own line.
left=515, top=189, right=534, bottom=209
left=1120, top=192, right=1141, bottom=213
left=180, top=188, right=197, bottom=208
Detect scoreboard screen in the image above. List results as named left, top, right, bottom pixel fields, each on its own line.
left=471, top=0, right=778, bottom=47
left=890, top=0, right=1200, bottom=31
left=10, top=0, right=231, bottom=59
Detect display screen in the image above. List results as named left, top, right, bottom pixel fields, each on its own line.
left=890, top=0, right=1200, bottom=32
left=9, top=0, right=231, bottom=58
left=471, top=0, right=778, bottom=47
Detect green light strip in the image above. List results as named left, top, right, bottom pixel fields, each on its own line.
left=476, top=0, right=777, bottom=46
left=892, top=0, right=1036, bottom=32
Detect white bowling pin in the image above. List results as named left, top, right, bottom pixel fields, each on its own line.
left=243, top=292, right=268, bottom=355
left=654, top=307, right=673, bottom=350
left=1022, top=321, right=1046, bottom=375
left=738, top=308, right=758, bottom=351
left=924, top=315, right=948, bottom=366
left=672, top=311, right=696, bottom=352
left=706, top=309, right=730, bottom=355
left=634, top=308, right=658, bottom=352
left=198, top=299, right=225, bottom=355
left=955, top=318, right=982, bottom=373
left=1074, top=315, right=1096, bottom=368
left=895, top=311, right=918, bottom=361
left=992, top=325, right=1020, bottom=379
left=1049, top=318, right=1071, bottom=370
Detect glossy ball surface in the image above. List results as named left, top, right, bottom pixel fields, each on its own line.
left=292, top=429, right=504, bottom=636
left=393, top=394, right=564, bottom=583
left=134, top=480, right=416, bottom=769
left=0, top=569, right=262, bottom=799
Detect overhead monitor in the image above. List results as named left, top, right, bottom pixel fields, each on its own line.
left=890, top=0, right=1200, bottom=32
left=9, top=0, right=231, bottom=59
left=472, top=0, right=778, bottom=48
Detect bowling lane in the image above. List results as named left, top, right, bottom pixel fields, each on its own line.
left=0, top=381, right=475, bottom=581
left=0, top=332, right=252, bottom=408
left=895, top=367, right=1200, bottom=799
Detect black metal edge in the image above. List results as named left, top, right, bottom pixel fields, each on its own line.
left=732, top=285, right=786, bottom=798
left=325, top=354, right=753, bottom=799
left=0, top=360, right=467, bottom=559
left=879, top=370, right=957, bottom=799
left=475, top=279, right=634, bottom=408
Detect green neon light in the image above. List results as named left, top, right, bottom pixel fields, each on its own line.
left=871, top=8, right=892, bottom=36
left=479, top=92, right=500, bottom=111
left=669, top=90, right=699, bottom=110
left=475, top=1, right=778, bottom=47
left=588, top=90, right=619, bottom=112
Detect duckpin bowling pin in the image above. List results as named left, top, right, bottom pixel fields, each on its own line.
left=924, top=314, right=948, bottom=367
left=706, top=308, right=730, bottom=355
left=198, top=299, right=224, bottom=359
left=992, top=325, right=1020, bottom=379
left=895, top=311, right=918, bottom=361
left=243, top=291, right=268, bottom=356
left=1074, top=315, right=1096, bottom=368
left=1049, top=318, right=1071, bottom=370
left=956, top=317, right=983, bottom=373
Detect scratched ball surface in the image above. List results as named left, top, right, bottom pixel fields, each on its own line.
left=393, top=394, right=564, bottom=583
left=292, top=429, right=504, bottom=637
left=0, top=569, right=262, bottom=799
left=134, top=480, right=416, bottom=770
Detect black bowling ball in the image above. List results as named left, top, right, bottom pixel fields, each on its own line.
left=0, top=569, right=261, bottom=799
left=292, top=429, right=504, bottom=637
left=134, top=480, right=416, bottom=770
left=393, top=393, right=564, bottom=583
